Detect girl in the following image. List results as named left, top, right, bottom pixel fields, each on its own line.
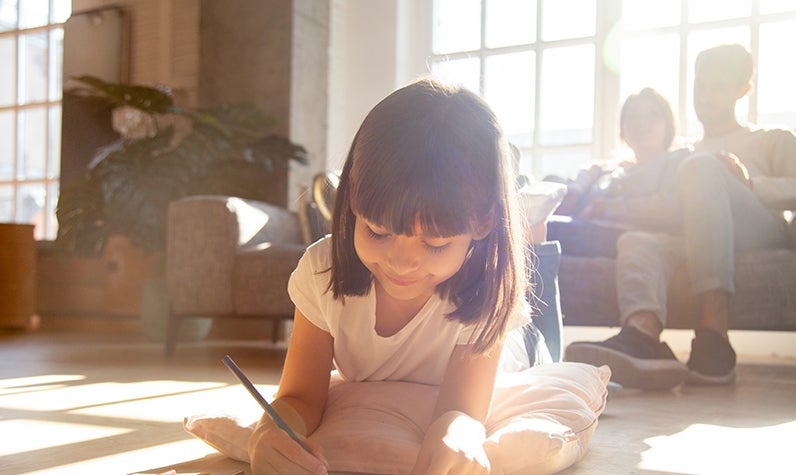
left=247, top=78, right=545, bottom=474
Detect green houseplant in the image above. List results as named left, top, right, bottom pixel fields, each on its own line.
left=56, top=75, right=307, bottom=257
left=55, top=75, right=307, bottom=341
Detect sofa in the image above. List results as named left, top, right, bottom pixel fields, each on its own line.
left=552, top=216, right=796, bottom=331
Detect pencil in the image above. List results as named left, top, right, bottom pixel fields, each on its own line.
left=222, top=354, right=312, bottom=453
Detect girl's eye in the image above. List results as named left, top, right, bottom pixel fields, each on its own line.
left=366, top=226, right=389, bottom=240
left=424, top=242, right=450, bottom=254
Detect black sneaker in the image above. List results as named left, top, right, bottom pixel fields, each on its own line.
left=565, top=326, right=688, bottom=390
left=686, top=329, right=737, bottom=385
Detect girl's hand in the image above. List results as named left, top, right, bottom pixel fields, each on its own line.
left=578, top=197, right=611, bottom=219
left=410, top=410, right=490, bottom=475
left=247, top=414, right=328, bottom=475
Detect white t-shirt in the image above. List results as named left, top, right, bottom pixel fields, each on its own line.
left=288, top=237, right=529, bottom=385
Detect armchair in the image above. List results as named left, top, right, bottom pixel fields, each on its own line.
left=164, top=195, right=307, bottom=356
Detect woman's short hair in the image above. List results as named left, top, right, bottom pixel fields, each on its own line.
left=620, top=87, right=677, bottom=150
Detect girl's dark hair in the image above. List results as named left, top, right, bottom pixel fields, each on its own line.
left=328, top=78, right=529, bottom=354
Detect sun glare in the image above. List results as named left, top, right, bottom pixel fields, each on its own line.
left=0, top=373, right=279, bottom=473
left=640, top=421, right=795, bottom=473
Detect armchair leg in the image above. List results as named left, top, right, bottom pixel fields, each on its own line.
left=272, top=319, right=280, bottom=343
left=165, top=312, right=181, bottom=357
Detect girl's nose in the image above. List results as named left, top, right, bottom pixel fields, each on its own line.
left=387, top=237, right=421, bottom=273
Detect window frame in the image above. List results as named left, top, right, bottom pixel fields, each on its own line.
left=425, top=0, right=796, bottom=179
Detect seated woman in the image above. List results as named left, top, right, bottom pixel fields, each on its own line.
left=547, top=87, right=692, bottom=257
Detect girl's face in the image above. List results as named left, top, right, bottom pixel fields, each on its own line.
left=353, top=213, right=478, bottom=304
left=622, top=96, right=669, bottom=162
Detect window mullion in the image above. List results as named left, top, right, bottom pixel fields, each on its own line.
left=531, top=0, right=543, bottom=177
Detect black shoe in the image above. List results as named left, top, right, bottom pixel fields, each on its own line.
left=686, top=329, right=736, bottom=385
left=565, top=326, right=688, bottom=390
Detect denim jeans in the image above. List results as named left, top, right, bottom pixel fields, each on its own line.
left=529, top=240, right=563, bottom=361
left=499, top=240, right=562, bottom=370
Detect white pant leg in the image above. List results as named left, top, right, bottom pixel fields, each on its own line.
left=677, top=154, right=788, bottom=294
left=616, top=231, right=684, bottom=327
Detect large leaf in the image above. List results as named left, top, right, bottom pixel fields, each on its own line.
left=68, top=75, right=175, bottom=114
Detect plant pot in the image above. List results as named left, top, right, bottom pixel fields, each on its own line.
left=140, top=278, right=212, bottom=342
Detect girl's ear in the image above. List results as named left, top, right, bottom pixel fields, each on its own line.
left=472, top=207, right=495, bottom=240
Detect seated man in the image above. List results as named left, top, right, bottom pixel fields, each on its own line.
left=565, top=44, right=796, bottom=390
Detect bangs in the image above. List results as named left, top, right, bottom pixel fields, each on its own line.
left=350, top=143, right=493, bottom=238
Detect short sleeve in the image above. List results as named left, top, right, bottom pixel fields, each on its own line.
left=288, top=239, right=331, bottom=333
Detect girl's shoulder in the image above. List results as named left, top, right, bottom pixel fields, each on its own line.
left=301, top=235, right=333, bottom=272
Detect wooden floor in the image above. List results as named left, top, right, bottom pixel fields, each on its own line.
left=1, top=317, right=795, bottom=475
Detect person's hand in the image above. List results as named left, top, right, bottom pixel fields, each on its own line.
left=578, top=197, right=611, bottom=220
left=410, top=410, right=490, bottom=475
left=247, top=413, right=328, bottom=475
left=716, top=151, right=752, bottom=189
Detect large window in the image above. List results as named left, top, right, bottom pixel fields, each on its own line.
left=428, top=0, right=796, bottom=179
left=0, top=0, right=69, bottom=240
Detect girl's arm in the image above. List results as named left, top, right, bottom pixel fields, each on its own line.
left=273, top=307, right=335, bottom=435
left=434, top=343, right=503, bottom=422
left=248, top=308, right=334, bottom=474
left=411, top=342, right=503, bottom=474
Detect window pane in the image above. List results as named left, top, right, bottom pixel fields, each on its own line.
left=0, top=36, right=16, bottom=106
left=515, top=147, right=534, bottom=177
left=537, top=147, right=592, bottom=180
left=20, top=107, right=47, bottom=179
left=430, top=57, right=480, bottom=94
left=0, top=0, right=18, bottom=32
left=0, top=185, right=12, bottom=221
left=684, top=27, right=751, bottom=137
left=688, top=0, right=751, bottom=24
left=758, top=20, right=796, bottom=126
left=622, top=0, right=680, bottom=31
left=17, top=182, right=45, bottom=232
left=0, top=110, right=13, bottom=180
left=539, top=45, right=594, bottom=145
left=760, top=0, right=796, bottom=14
left=433, top=0, right=480, bottom=53
left=485, top=0, right=536, bottom=48
left=52, top=0, right=71, bottom=23
left=49, top=104, right=61, bottom=178
left=18, top=0, right=48, bottom=28
left=20, top=31, right=49, bottom=104
left=485, top=51, right=535, bottom=146
left=620, top=34, right=680, bottom=112
left=46, top=181, right=59, bottom=239
left=49, top=27, right=63, bottom=100
left=541, top=0, right=595, bottom=41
